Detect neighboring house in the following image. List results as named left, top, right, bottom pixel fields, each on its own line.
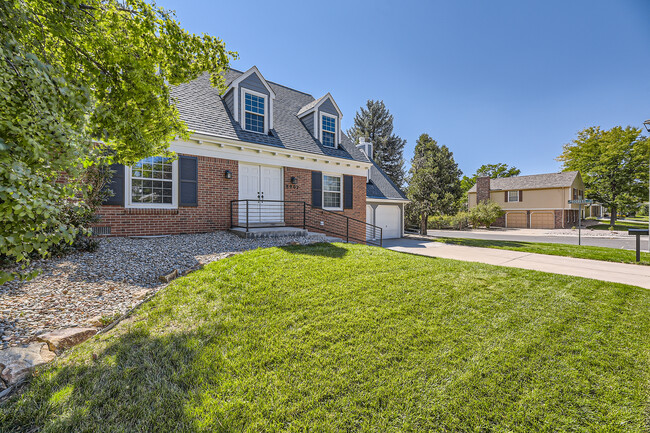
left=97, top=66, right=407, bottom=240
left=467, top=171, right=585, bottom=229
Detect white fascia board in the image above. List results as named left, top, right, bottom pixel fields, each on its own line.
left=170, top=135, right=370, bottom=176
left=366, top=197, right=410, bottom=204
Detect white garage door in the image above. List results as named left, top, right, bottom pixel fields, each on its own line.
left=366, top=205, right=376, bottom=240
left=375, top=205, right=401, bottom=239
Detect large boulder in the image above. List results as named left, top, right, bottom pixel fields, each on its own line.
left=37, top=327, right=97, bottom=352
left=0, top=343, right=56, bottom=385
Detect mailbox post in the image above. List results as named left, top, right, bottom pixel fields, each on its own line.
left=568, top=199, right=593, bottom=245
left=628, top=229, right=649, bottom=262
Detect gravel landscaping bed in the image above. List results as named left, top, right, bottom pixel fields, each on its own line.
left=1, top=231, right=326, bottom=349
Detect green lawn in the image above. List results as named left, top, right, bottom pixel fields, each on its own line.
left=429, top=236, right=650, bottom=265
left=2, top=244, right=650, bottom=432
left=588, top=218, right=648, bottom=231
left=626, top=216, right=649, bottom=223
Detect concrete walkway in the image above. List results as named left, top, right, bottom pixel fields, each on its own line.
left=384, top=238, right=650, bottom=289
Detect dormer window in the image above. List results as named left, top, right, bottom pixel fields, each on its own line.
left=244, top=91, right=266, bottom=133
left=321, top=114, right=337, bottom=148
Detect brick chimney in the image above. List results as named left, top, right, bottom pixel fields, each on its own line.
left=476, top=176, right=491, bottom=203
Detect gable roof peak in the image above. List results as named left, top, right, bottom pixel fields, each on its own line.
left=227, top=65, right=276, bottom=99
left=297, top=92, right=342, bottom=118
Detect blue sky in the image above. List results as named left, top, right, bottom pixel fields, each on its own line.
left=157, top=0, right=650, bottom=177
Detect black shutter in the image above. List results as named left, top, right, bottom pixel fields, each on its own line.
left=519, top=190, right=523, bottom=202
left=102, top=164, right=125, bottom=206
left=179, top=155, right=198, bottom=207
left=504, top=191, right=508, bottom=202
left=343, top=175, right=353, bottom=209
left=312, top=171, right=322, bottom=208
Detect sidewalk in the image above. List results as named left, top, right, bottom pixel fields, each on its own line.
left=384, top=238, right=650, bottom=289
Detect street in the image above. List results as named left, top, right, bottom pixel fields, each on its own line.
left=423, top=228, right=648, bottom=251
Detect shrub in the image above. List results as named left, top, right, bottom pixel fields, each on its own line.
left=469, top=200, right=503, bottom=228
left=427, top=212, right=470, bottom=230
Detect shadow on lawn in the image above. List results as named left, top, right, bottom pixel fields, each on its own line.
left=1, top=328, right=220, bottom=432
left=280, top=242, right=348, bottom=258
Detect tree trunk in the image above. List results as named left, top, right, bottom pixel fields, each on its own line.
left=420, top=212, right=428, bottom=235
left=610, top=205, right=617, bottom=227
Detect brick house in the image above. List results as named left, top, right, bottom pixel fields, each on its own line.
left=97, top=66, right=407, bottom=240
left=467, top=171, right=586, bottom=229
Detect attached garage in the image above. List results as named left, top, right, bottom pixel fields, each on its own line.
left=505, top=212, right=527, bottom=228
left=366, top=161, right=409, bottom=241
left=375, top=205, right=402, bottom=239
left=531, top=212, right=554, bottom=229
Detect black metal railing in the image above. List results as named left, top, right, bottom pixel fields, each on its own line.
left=230, top=199, right=383, bottom=246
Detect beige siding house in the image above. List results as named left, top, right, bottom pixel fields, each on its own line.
left=468, top=171, right=586, bottom=229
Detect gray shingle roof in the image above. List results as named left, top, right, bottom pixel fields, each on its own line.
left=366, top=161, right=408, bottom=201
left=468, top=171, right=580, bottom=192
left=171, top=70, right=369, bottom=163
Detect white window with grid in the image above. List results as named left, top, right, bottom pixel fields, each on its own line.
left=323, top=174, right=342, bottom=210
left=508, top=190, right=519, bottom=202
left=128, top=157, right=177, bottom=208
left=321, top=114, right=337, bottom=148
left=243, top=91, right=266, bottom=133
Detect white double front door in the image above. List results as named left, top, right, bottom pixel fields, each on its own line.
left=238, top=163, right=283, bottom=224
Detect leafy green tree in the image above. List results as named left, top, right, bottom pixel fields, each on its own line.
left=407, top=134, right=462, bottom=234
left=347, top=100, right=406, bottom=186
left=0, top=0, right=235, bottom=283
left=557, top=126, right=649, bottom=226
left=459, top=163, right=520, bottom=208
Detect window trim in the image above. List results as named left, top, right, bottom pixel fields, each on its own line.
left=322, top=173, right=343, bottom=211
left=125, top=158, right=179, bottom=209
left=319, top=112, right=338, bottom=148
left=241, top=88, right=268, bottom=134
left=508, top=190, right=520, bottom=203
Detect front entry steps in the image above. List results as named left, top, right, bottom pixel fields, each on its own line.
left=229, top=227, right=344, bottom=243
left=229, top=227, right=308, bottom=239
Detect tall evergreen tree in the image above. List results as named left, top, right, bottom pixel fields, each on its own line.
left=408, top=134, right=463, bottom=234
left=347, top=100, right=406, bottom=186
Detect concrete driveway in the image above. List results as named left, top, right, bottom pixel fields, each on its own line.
left=383, top=237, right=650, bottom=290
left=426, top=228, right=648, bottom=251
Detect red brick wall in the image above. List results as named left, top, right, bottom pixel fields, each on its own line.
left=95, top=155, right=238, bottom=236
left=284, top=167, right=367, bottom=241
left=554, top=210, right=563, bottom=229
left=95, top=160, right=369, bottom=238
left=476, top=176, right=491, bottom=203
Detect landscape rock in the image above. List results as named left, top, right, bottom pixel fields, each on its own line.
left=86, top=315, right=104, bottom=327
left=133, top=289, right=150, bottom=301
left=1, top=231, right=327, bottom=348
left=37, top=328, right=97, bottom=352
left=159, top=269, right=179, bottom=283
left=0, top=343, right=56, bottom=385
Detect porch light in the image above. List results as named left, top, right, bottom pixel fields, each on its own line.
left=291, top=176, right=298, bottom=184
left=224, top=170, right=232, bottom=179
